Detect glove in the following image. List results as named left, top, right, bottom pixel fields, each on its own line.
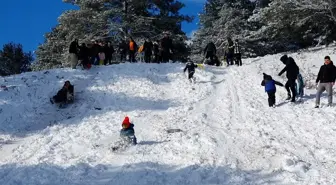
left=316, top=83, right=319, bottom=89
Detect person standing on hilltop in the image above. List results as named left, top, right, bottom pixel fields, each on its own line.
left=69, top=39, right=79, bottom=69
left=160, top=32, right=173, bottom=63
left=129, top=38, right=137, bottom=63
left=204, top=41, right=216, bottom=64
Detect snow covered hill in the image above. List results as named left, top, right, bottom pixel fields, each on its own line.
left=1, top=46, right=336, bottom=185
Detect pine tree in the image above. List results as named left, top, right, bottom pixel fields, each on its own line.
left=249, top=0, right=336, bottom=54
left=34, top=0, right=193, bottom=69
left=0, top=42, right=33, bottom=76
left=192, top=0, right=255, bottom=58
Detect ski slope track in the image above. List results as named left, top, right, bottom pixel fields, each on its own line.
left=1, top=47, right=336, bottom=185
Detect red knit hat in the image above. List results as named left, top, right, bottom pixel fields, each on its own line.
left=122, top=116, right=130, bottom=128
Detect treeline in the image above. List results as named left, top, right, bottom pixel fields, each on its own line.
left=192, top=0, right=336, bottom=58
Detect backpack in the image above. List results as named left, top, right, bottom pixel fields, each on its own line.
left=138, top=45, right=144, bottom=53
left=129, top=41, right=135, bottom=51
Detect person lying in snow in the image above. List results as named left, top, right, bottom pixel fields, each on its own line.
left=261, top=73, right=284, bottom=107
left=183, top=58, right=198, bottom=83
left=50, top=81, right=74, bottom=105
left=120, top=116, right=137, bottom=145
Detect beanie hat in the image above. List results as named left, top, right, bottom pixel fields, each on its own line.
left=263, top=73, right=272, bottom=80
left=122, top=116, right=130, bottom=128
left=280, top=55, right=288, bottom=63
left=325, top=56, right=331, bottom=60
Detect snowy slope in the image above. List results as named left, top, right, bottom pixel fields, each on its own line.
left=1, top=46, right=336, bottom=185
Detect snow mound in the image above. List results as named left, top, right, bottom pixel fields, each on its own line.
left=0, top=46, right=336, bottom=185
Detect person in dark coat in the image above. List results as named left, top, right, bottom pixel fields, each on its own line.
left=119, top=40, right=128, bottom=62
left=184, top=58, right=198, bottom=83
left=278, top=55, right=299, bottom=102
left=50, top=81, right=74, bottom=105
left=78, top=43, right=90, bottom=69
left=226, top=37, right=234, bottom=66
left=204, top=42, right=216, bottom=63
left=234, top=39, right=242, bottom=66
left=69, top=39, right=79, bottom=69
left=315, top=56, right=336, bottom=108
left=261, top=73, right=284, bottom=107
left=153, top=41, right=160, bottom=63
left=89, top=41, right=100, bottom=65
left=104, top=41, right=115, bottom=65
left=143, top=39, right=153, bottom=63
left=160, top=33, right=173, bottom=63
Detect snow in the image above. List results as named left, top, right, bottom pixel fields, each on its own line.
left=1, top=47, right=336, bottom=184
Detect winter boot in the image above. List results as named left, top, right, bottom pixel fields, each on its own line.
left=286, top=94, right=291, bottom=101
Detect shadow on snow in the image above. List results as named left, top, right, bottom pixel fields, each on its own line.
left=0, top=162, right=283, bottom=185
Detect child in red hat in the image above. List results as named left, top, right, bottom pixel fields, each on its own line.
left=120, top=116, right=137, bottom=145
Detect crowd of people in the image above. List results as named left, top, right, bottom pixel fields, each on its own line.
left=68, top=33, right=174, bottom=69
left=203, top=37, right=242, bottom=67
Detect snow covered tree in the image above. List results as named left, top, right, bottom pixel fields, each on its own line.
left=192, top=0, right=255, bottom=58
left=34, top=0, right=123, bottom=70
left=192, top=0, right=336, bottom=58
left=0, top=43, right=33, bottom=76
left=34, top=0, right=192, bottom=70
left=248, top=0, right=336, bottom=55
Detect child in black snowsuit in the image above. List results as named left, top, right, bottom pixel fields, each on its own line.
left=50, top=81, right=74, bottom=105
left=261, top=73, right=284, bottom=107
left=183, top=59, right=198, bottom=83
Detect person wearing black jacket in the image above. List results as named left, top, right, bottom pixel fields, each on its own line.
left=234, top=39, right=242, bottom=66
left=69, top=39, right=79, bottom=69
left=89, top=41, right=100, bottom=65
left=183, top=59, right=198, bottom=83
left=50, top=81, right=74, bottom=105
left=143, top=39, right=153, bottom=63
left=78, top=43, right=90, bottom=69
left=226, top=37, right=234, bottom=65
left=160, top=33, right=173, bottom=63
left=315, top=56, right=336, bottom=108
left=104, top=41, right=115, bottom=65
left=153, top=41, right=160, bottom=63
left=204, top=42, right=216, bottom=64
left=119, top=40, right=128, bottom=62
left=278, top=55, right=299, bottom=102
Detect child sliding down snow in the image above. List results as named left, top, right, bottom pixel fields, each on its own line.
left=50, top=81, right=74, bottom=107
left=183, top=58, right=198, bottom=83
left=261, top=73, right=284, bottom=107
left=120, top=116, right=137, bottom=145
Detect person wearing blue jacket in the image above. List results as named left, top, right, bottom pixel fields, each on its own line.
left=296, top=73, right=304, bottom=99
left=120, top=116, right=137, bottom=145
left=261, top=73, right=284, bottom=107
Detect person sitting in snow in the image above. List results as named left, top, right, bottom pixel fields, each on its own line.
left=50, top=81, right=74, bottom=105
left=120, top=116, right=137, bottom=145
left=261, top=73, right=284, bottom=107
left=183, top=58, right=198, bottom=83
